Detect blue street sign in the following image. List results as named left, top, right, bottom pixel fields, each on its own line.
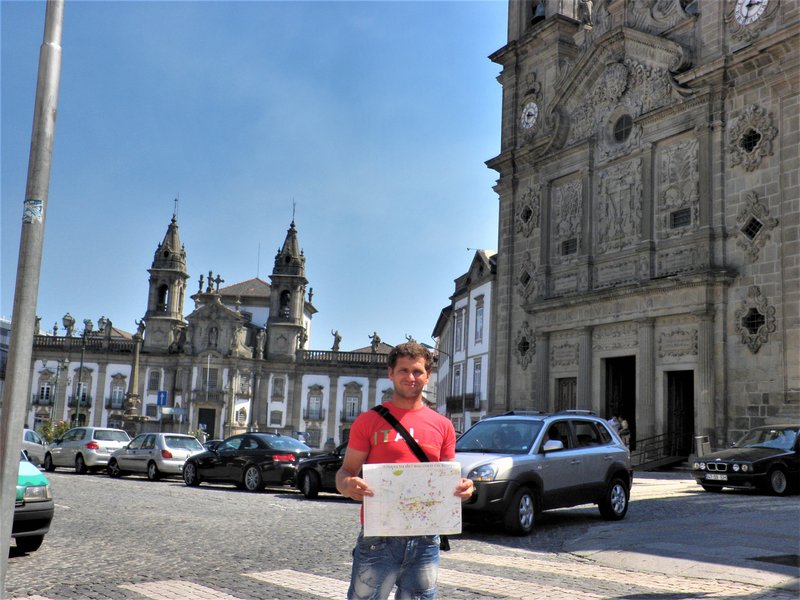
left=156, top=390, right=167, bottom=406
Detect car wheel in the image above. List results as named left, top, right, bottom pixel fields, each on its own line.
left=701, top=484, right=723, bottom=493
left=75, top=454, right=87, bottom=474
left=243, top=465, right=264, bottom=491
left=14, top=535, right=44, bottom=553
left=599, top=476, right=629, bottom=520
left=300, top=471, right=321, bottom=499
left=43, top=454, right=55, bottom=472
left=147, top=461, right=161, bottom=482
left=107, top=459, right=122, bottom=478
left=183, top=461, right=201, bottom=487
left=503, top=487, right=535, bottom=535
left=768, top=466, right=789, bottom=496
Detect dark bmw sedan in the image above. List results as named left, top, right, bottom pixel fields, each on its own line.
left=183, top=433, right=313, bottom=491
left=296, top=443, right=346, bottom=498
left=692, top=424, right=799, bottom=495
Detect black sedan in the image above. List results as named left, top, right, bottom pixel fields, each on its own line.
left=692, top=424, right=799, bottom=495
left=295, top=443, right=346, bottom=498
left=183, top=433, right=313, bottom=491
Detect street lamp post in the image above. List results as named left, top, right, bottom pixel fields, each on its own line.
left=74, top=318, right=93, bottom=427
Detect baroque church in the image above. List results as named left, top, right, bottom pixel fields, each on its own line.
left=26, top=217, right=396, bottom=448
left=488, top=0, right=798, bottom=455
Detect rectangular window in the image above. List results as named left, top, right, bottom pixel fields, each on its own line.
left=202, top=368, right=218, bottom=390
left=472, top=359, right=482, bottom=404
left=670, top=208, right=691, bottom=229
left=148, top=370, right=161, bottom=391
left=561, top=238, right=578, bottom=255
left=555, top=377, right=577, bottom=411
left=307, top=395, right=322, bottom=420
left=145, top=404, right=158, bottom=418
left=452, top=365, right=462, bottom=397
left=475, top=302, right=484, bottom=344
left=345, top=396, right=359, bottom=420
left=39, top=383, right=52, bottom=401
left=455, top=312, right=464, bottom=352
left=76, top=381, right=89, bottom=402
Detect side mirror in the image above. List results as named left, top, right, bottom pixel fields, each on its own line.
left=542, top=439, right=564, bottom=453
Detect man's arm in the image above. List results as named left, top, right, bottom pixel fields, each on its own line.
left=336, top=447, right=372, bottom=501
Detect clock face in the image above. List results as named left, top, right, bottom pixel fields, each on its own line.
left=735, top=0, right=768, bottom=25
left=521, top=101, right=539, bottom=129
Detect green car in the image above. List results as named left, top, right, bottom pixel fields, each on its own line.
left=13, top=451, right=54, bottom=553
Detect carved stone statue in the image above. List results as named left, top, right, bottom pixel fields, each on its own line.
left=206, top=270, right=214, bottom=293
left=63, top=313, right=76, bottom=337
left=578, top=0, right=594, bottom=28
left=135, top=319, right=146, bottom=338
left=298, top=328, right=308, bottom=350
left=331, top=329, right=342, bottom=352
left=369, top=331, right=381, bottom=353
left=255, top=328, right=266, bottom=359
left=198, top=273, right=204, bottom=293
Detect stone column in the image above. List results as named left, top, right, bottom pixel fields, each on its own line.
left=637, top=318, right=656, bottom=441
left=252, top=372, right=263, bottom=431
left=577, top=326, right=593, bottom=409
left=326, top=374, right=339, bottom=447
left=694, top=311, right=715, bottom=443
left=535, top=331, right=550, bottom=410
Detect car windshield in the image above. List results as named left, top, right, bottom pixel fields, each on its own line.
left=165, top=436, right=203, bottom=451
left=456, top=419, right=543, bottom=454
left=262, top=435, right=311, bottom=452
left=94, top=430, right=130, bottom=442
left=736, top=427, right=798, bottom=451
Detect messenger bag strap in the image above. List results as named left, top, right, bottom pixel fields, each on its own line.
left=371, top=405, right=429, bottom=463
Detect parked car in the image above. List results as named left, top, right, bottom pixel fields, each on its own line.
left=13, top=451, right=54, bottom=553
left=203, top=439, right=223, bottom=451
left=22, top=427, right=47, bottom=466
left=296, top=443, right=347, bottom=498
left=455, top=410, right=632, bottom=535
left=692, top=424, right=799, bottom=495
left=183, top=433, right=313, bottom=491
left=43, top=427, right=131, bottom=473
left=108, top=433, right=204, bottom=481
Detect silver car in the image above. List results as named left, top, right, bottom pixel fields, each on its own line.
left=456, top=411, right=632, bottom=535
left=43, top=427, right=130, bottom=474
left=22, top=428, right=47, bottom=466
left=108, top=433, right=204, bottom=481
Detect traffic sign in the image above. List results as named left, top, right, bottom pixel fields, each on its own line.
left=156, top=390, right=167, bottom=406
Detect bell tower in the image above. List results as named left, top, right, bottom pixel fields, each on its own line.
left=143, top=214, right=189, bottom=351
left=266, top=220, right=307, bottom=359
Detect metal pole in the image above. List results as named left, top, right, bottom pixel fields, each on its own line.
left=0, top=1, right=64, bottom=592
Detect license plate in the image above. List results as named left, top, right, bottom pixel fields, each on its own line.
left=706, top=473, right=727, bottom=481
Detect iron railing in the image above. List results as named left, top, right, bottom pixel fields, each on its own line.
left=630, top=431, right=695, bottom=469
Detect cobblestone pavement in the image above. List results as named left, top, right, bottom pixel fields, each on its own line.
left=6, top=469, right=799, bottom=599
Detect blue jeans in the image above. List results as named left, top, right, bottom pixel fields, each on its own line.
left=348, top=533, right=441, bottom=600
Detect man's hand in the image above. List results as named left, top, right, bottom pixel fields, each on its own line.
left=454, top=477, right=475, bottom=502
left=338, top=473, right=374, bottom=502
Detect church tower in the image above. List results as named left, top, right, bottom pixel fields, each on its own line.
left=266, top=220, right=307, bottom=359
left=143, top=215, right=189, bottom=352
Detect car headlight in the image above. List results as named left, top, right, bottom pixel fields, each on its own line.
left=22, top=485, right=52, bottom=502
left=740, top=464, right=751, bottom=473
left=696, top=462, right=706, bottom=470
left=693, top=462, right=701, bottom=470
left=732, top=464, right=740, bottom=472
left=467, top=464, right=498, bottom=482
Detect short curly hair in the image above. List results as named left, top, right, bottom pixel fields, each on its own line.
left=387, top=341, right=433, bottom=373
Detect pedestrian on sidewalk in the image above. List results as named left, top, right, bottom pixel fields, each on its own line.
left=336, top=341, right=474, bottom=600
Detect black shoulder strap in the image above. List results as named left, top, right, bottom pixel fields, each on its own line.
left=372, top=405, right=429, bottom=463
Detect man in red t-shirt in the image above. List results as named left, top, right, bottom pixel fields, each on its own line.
left=336, top=342, right=473, bottom=600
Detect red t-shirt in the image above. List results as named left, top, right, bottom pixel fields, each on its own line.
left=348, top=402, right=456, bottom=464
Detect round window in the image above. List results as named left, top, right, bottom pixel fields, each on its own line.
left=613, top=114, right=633, bottom=143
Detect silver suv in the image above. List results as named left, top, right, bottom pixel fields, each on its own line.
left=43, top=427, right=130, bottom=473
left=456, top=411, right=632, bottom=535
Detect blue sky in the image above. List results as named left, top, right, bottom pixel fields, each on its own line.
left=2, top=0, right=505, bottom=351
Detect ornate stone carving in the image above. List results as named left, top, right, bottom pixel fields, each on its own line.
left=657, top=328, right=699, bottom=358
left=551, top=340, right=579, bottom=368
left=628, top=0, right=694, bottom=34
left=728, top=105, right=778, bottom=171
left=623, top=58, right=674, bottom=116
left=596, top=159, right=642, bottom=253
left=736, top=191, right=778, bottom=261
left=517, top=251, right=537, bottom=300
left=592, top=323, right=639, bottom=351
left=514, top=322, right=535, bottom=370
left=551, top=179, right=583, bottom=262
left=734, top=286, right=777, bottom=353
left=516, top=186, right=541, bottom=237
left=658, top=138, right=699, bottom=239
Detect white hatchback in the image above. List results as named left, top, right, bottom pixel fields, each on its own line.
left=44, top=427, right=131, bottom=473
left=108, top=433, right=204, bottom=481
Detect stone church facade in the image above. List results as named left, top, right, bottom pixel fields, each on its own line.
left=488, top=0, right=798, bottom=453
left=26, top=217, right=397, bottom=449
